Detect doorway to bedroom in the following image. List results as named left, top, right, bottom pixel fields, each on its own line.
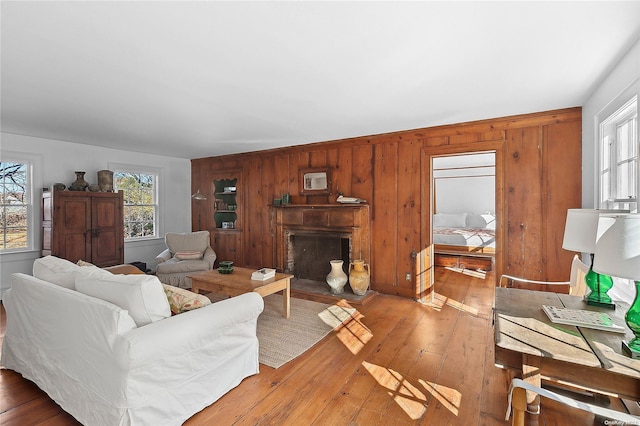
left=432, top=152, right=496, bottom=279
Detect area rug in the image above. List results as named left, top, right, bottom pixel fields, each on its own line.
left=206, top=293, right=356, bottom=369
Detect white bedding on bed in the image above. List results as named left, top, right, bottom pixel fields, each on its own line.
left=433, top=213, right=496, bottom=248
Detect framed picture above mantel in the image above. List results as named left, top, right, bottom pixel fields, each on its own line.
left=299, top=167, right=331, bottom=195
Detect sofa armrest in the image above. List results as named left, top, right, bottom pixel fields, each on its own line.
left=203, top=246, right=217, bottom=269
left=155, top=249, right=172, bottom=264
left=116, top=292, right=263, bottom=368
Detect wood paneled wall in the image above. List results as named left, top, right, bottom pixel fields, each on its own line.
left=191, top=107, right=582, bottom=298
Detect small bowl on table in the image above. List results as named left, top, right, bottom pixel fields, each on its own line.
left=218, top=261, right=234, bottom=274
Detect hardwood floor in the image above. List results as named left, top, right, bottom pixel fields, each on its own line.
left=1, top=267, right=609, bottom=425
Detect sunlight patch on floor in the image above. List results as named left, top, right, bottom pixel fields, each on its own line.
left=321, top=300, right=373, bottom=355
left=430, top=292, right=479, bottom=316
left=362, top=361, right=427, bottom=420
left=445, top=266, right=487, bottom=279
left=419, top=379, right=462, bottom=416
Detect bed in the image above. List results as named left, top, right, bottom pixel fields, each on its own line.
left=433, top=212, right=496, bottom=256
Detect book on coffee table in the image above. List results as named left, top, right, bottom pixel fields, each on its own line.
left=251, top=268, right=276, bottom=281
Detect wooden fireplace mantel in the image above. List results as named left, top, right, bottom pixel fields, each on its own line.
left=271, top=204, right=370, bottom=274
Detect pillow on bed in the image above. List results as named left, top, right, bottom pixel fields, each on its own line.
left=465, top=214, right=487, bottom=229
left=433, top=213, right=467, bottom=228
left=481, top=213, right=496, bottom=230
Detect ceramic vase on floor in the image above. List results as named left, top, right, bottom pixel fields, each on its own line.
left=326, top=260, right=348, bottom=294
left=349, top=259, right=370, bottom=296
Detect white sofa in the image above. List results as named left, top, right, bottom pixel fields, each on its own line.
left=1, top=256, right=264, bottom=426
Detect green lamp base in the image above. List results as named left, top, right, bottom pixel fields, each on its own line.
left=584, top=294, right=616, bottom=309
left=622, top=341, right=640, bottom=359
left=584, top=269, right=615, bottom=309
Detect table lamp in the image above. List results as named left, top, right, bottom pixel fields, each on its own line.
left=593, top=213, right=640, bottom=359
left=562, top=209, right=616, bottom=308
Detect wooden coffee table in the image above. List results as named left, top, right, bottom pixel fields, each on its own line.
left=188, top=267, right=293, bottom=318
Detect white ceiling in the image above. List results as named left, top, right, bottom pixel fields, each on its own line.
left=2, top=1, right=640, bottom=159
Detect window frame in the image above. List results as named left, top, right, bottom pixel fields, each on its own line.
left=596, top=89, right=639, bottom=303
left=0, top=155, right=35, bottom=253
left=110, top=163, right=162, bottom=242
left=598, top=96, right=638, bottom=212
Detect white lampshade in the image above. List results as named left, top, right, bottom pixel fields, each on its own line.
left=562, top=209, right=625, bottom=253
left=593, top=214, right=640, bottom=281
left=562, top=209, right=602, bottom=253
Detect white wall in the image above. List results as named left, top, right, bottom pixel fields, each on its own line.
left=433, top=152, right=496, bottom=214
left=435, top=176, right=495, bottom=214
left=0, top=132, right=192, bottom=296
left=582, top=37, right=640, bottom=208
left=581, top=37, right=639, bottom=303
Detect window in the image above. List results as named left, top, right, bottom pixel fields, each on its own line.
left=114, top=170, right=158, bottom=239
left=599, top=96, right=638, bottom=213
left=0, top=161, right=31, bottom=251
left=598, top=95, right=638, bottom=303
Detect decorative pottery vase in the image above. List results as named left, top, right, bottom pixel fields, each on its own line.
left=69, top=171, right=89, bottom=191
left=349, top=259, right=370, bottom=296
left=326, top=260, right=348, bottom=294
left=97, top=169, right=114, bottom=192
left=218, top=261, right=234, bottom=274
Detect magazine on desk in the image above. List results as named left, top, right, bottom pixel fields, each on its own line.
left=251, top=268, right=276, bottom=281
left=542, top=305, right=626, bottom=333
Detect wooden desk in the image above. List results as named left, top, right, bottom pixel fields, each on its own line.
left=494, top=288, right=640, bottom=423
left=189, top=267, right=293, bottom=318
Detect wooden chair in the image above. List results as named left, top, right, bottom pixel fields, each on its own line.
left=499, top=254, right=589, bottom=296
left=507, top=379, right=638, bottom=426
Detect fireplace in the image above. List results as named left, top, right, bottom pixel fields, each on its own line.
left=272, top=204, right=370, bottom=292
left=286, top=231, right=351, bottom=282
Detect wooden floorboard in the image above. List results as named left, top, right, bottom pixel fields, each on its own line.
left=0, top=267, right=621, bottom=425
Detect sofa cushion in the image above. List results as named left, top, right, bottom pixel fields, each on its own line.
left=163, top=284, right=211, bottom=314
left=156, top=258, right=211, bottom=274
left=75, top=268, right=171, bottom=326
left=165, top=231, right=210, bottom=255
left=175, top=250, right=204, bottom=260
left=33, top=255, right=82, bottom=289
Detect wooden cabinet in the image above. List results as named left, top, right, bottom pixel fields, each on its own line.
left=213, top=178, right=238, bottom=229
left=42, top=189, right=124, bottom=267
left=211, top=230, right=242, bottom=265
left=208, top=170, right=243, bottom=265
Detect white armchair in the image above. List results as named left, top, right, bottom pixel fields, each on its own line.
left=155, top=231, right=216, bottom=289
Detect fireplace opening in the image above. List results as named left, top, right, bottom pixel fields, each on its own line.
left=286, top=231, right=350, bottom=283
